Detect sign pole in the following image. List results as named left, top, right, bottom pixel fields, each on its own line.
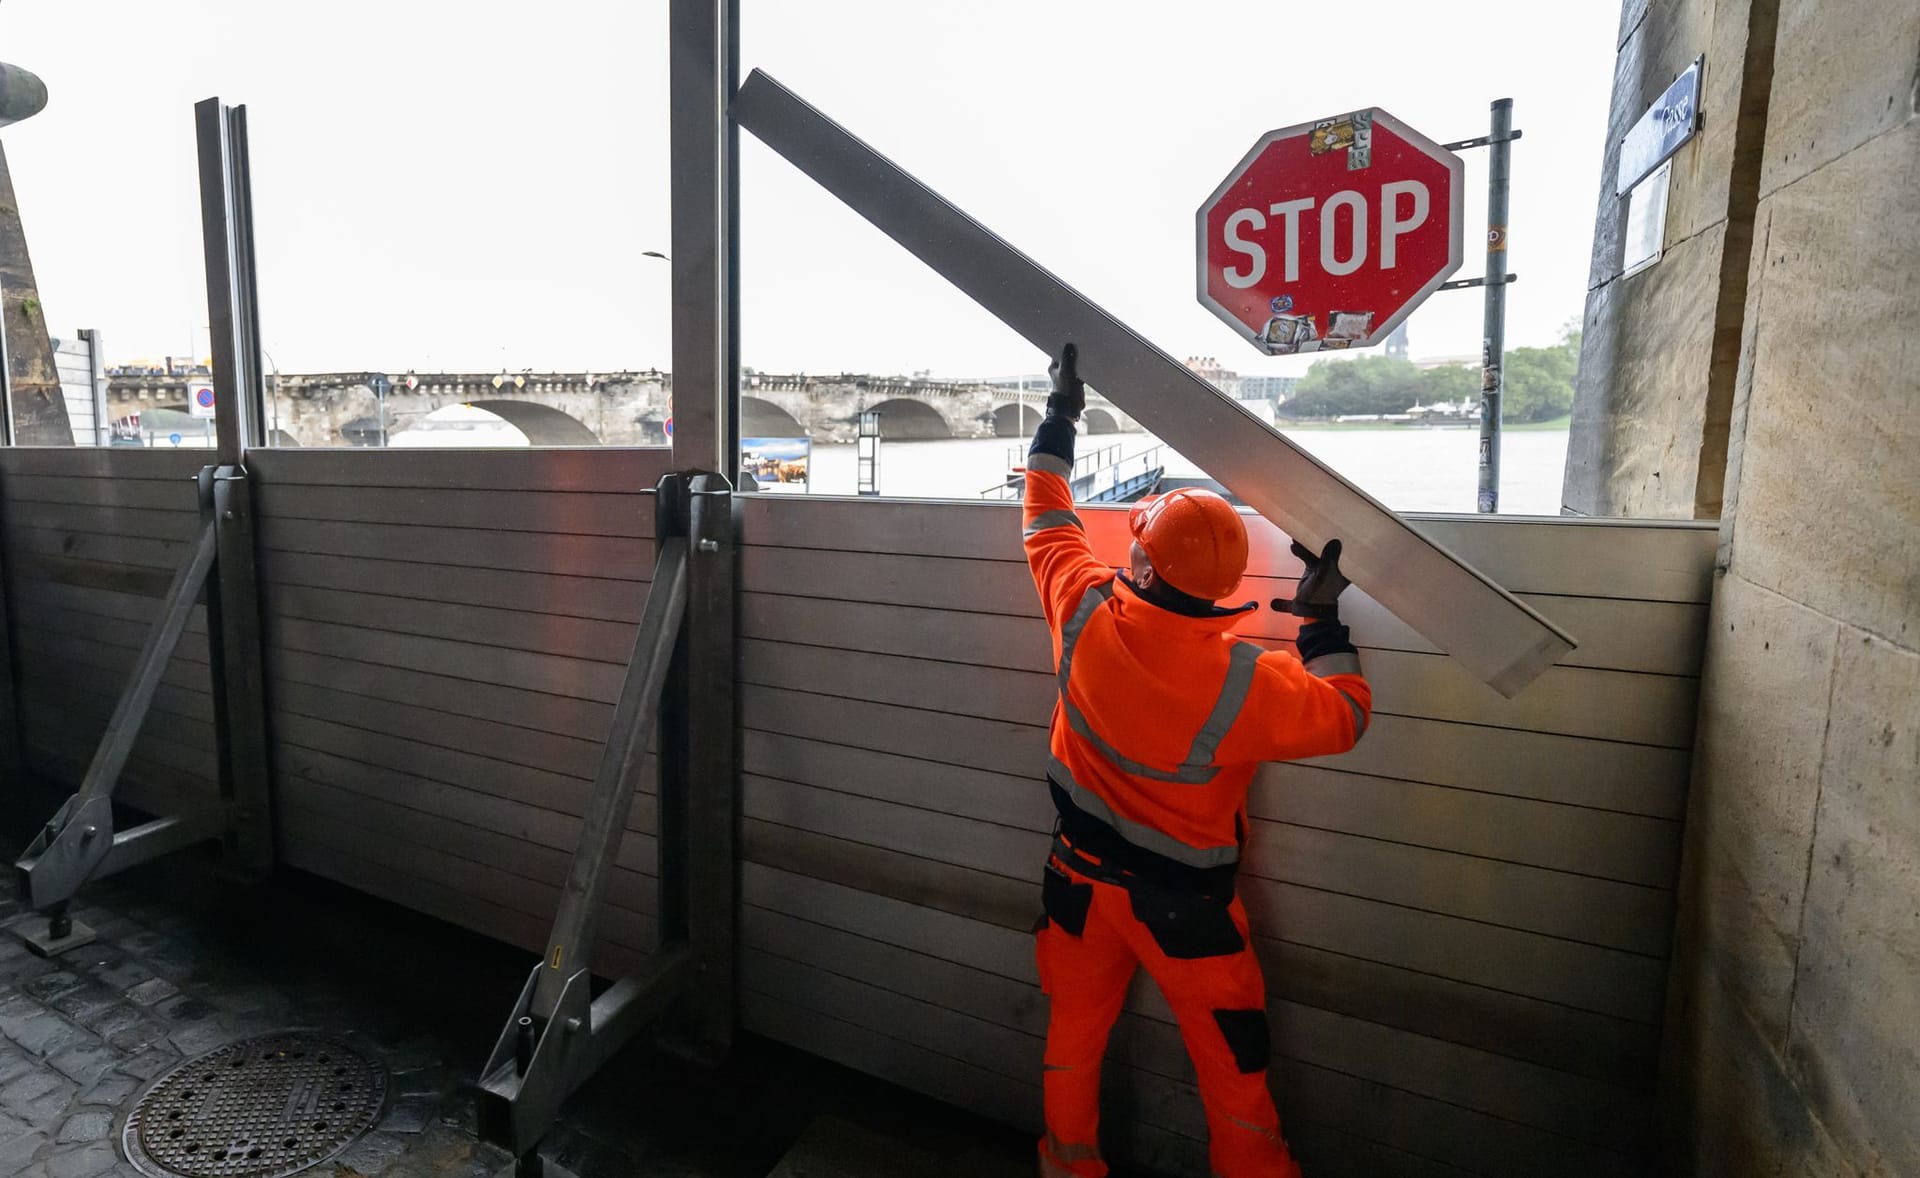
left=1476, top=98, right=1513, bottom=514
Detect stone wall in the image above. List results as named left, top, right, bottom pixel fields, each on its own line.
left=1655, top=0, right=1920, bottom=1172
left=1563, top=0, right=1782, bottom=519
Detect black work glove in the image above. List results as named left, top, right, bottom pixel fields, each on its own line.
left=1046, top=343, right=1085, bottom=422
left=1277, top=539, right=1350, bottom=619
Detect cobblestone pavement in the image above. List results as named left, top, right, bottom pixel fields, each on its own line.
left=0, top=833, right=1037, bottom=1178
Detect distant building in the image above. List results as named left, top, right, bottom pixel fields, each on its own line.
left=1183, top=356, right=1241, bottom=398
left=1384, top=323, right=1410, bottom=359
left=1238, top=374, right=1299, bottom=404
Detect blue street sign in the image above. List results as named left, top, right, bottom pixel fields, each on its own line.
left=1617, top=56, right=1703, bottom=195
left=168, top=432, right=182, bottom=446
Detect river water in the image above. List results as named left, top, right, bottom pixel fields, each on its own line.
left=791, top=427, right=1570, bottom=515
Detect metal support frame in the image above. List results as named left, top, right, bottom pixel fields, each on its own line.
left=1474, top=99, right=1515, bottom=515
left=668, top=0, right=740, bottom=478
left=8, top=96, right=276, bottom=956
left=79, top=328, right=108, bottom=446
left=12, top=513, right=226, bottom=954
left=476, top=473, right=738, bottom=1178
left=731, top=72, right=1575, bottom=696
left=194, top=96, right=274, bottom=876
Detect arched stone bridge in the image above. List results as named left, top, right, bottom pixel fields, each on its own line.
left=105, top=371, right=1139, bottom=446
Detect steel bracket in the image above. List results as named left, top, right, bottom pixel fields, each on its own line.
left=1440, top=273, right=1521, bottom=291
left=477, top=472, right=738, bottom=1174
left=1442, top=129, right=1525, bottom=152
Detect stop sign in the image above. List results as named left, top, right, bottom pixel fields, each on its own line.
left=1197, top=108, right=1463, bottom=355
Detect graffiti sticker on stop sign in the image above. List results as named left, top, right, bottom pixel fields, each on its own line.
left=1197, top=108, right=1463, bottom=355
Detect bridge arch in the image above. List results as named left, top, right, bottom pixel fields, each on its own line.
left=462, top=400, right=600, bottom=446
left=742, top=396, right=805, bottom=437
left=1083, top=408, right=1120, bottom=434
left=868, top=398, right=951, bottom=440
left=991, top=403, right=1042, bottom=437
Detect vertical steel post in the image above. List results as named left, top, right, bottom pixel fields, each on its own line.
left=1476, top=98, right=1513, bottom=514
left=79, top=329, right=107, bottom=446
left=856, top=409, right=880, bottom=495
left=679, top=474, right=736, bottom=1059
left=195, top=97, right=274, bottom=876
left=669, top=0, right=739, bottom=477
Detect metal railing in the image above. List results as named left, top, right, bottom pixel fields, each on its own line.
left=981, top=441, right=1163, bottom=503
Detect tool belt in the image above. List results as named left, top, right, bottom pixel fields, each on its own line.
left=1047, top=777, right=1238, bottom=899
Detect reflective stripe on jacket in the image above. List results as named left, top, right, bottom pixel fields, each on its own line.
left=1022, top=459, right=1371, bottom=869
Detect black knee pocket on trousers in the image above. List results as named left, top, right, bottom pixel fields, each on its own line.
left=1212, top=1008, right=1271, bottom=1074
left=1128, top=886, right=1244, bottom=959
left=1042, top=865, right=1094, bottom=937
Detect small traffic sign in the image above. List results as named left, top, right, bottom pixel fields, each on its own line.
left=168, top=432, right=182, bottom=446
left=369, top=372, right=392, bottom=399
left=188, top=381, right=216, bottom=419
left=1198, top=108, right=1463, bottom=355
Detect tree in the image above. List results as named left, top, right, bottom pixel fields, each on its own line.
left=1502, top=331, right=1579, bottom=422
left=1416, top=363, right=1477, bottom=405
left=1284, top=356, right=1423, bottom=417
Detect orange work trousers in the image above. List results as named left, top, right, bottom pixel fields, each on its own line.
left=1034, top=848, right=1301, bottom=1178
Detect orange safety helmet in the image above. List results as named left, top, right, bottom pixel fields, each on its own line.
left=1127, top=487, right=1249, bottom=600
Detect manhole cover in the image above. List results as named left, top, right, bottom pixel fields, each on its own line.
left=123, top=1032, right=387, bottom=1178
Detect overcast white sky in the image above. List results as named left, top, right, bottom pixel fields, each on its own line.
left=0, top=1, right=1617, bottom=379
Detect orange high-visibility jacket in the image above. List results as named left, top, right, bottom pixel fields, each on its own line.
left=1022, top=460, right=1372, bottom=869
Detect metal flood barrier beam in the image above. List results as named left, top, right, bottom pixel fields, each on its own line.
left=730, top=70, right=1576, bottom=697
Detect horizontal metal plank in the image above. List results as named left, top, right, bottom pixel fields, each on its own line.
left=21, top=704, right=218, bottom=783
left=745, top=775, right=1046, bottom=882
left=741, top=684, right=1044, bottom=778
left=746, top=818, right=1035, bottom=934
left=744, top=592, right=1694, bottom=745
left=740, top=636, right=1054, bottom=727
left=267, top=583, right=637, bottom=667
left=18, top=675, right=217, bottom=756
left=742, top=729, right=1051, bottom=833
left=13, top=578, right=209, bottom=633
left=6, top=550, right=179, bottom=598
left=268, top=616, right=623, bottom=703
left=1363, top=649, right=1697, bottom=748
left=283, top=841, right=651, bottom=983
left=258, top=517, right=652, bottom=580
left=2, top=474, right=202, bottom=513
left=267, top=647, right=614, bottom=744
left=255, top=483, right=653, bottom=538
left=282, top=776, right=656, bottom=915
left=1243, top=820, right=1672, bottom=956
left=744, top=948, right=1634, bottom=1176
left=270, top=678, right=612, bottom=784
left=742, top=681, right=1688, bottom=819
left=274, top=741, right=655, bottom=851
left=18, top=652, right=215, bottom=727
left=280, top=803, right=654, bottom=953
left=1314, top=713, right=1690, bottom=820
left=740, top=477, right=1715, bottom=605
left=25, top=742, right=217, bottom=819
left=248, top=446, right=672, bottom=493
left=261, top=550, right=648, bottom=624
left=15, top=629, right=213, bottom=704
left=740, top=861, right=1658, bottom=1086
left=1253, top=764, right=1682, bottom=888
left=8, top=524, right=193, bottom=571
left=269, top=712, right=629, bottom=823
left=747, top=820, right=1663, bottom=1022
left=0, top=448, right=207, bottom=480
left=0, top=499, right=202, bottom=542
left=273, top=745, right=655, bottom=876
left=1240, top=875, right=1666, bottom=1023
left=14, top=599, right=212, bottom=666
left=745, top=904, right=1648, bottom=1152
left=740, top=542, right=1706, bottom=676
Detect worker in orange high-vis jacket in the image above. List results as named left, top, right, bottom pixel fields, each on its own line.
left=1023, top=345, right=1370, bottom=1178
